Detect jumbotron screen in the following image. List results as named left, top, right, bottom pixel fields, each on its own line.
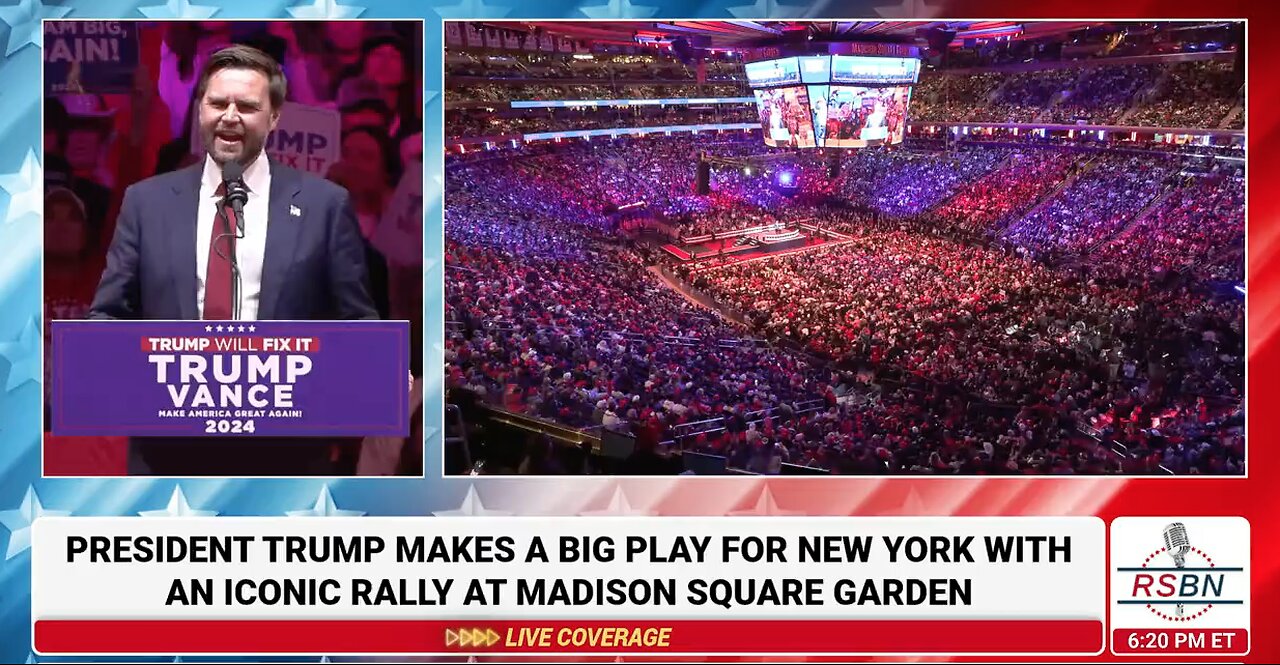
left=743, top=57, right=802, bottom=87
left=748, top=55, right=918, bottom=149
left=815, top=85, right=912, bottom=147
left=755, top=86, right=817, bottom=148
left=753, top=84, right=912, bottom=148
left=830, top=55, right=920, bottom=84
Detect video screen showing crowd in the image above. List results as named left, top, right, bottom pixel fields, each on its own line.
left=749, top=54, right=916, bottom=149
left=444, top=20, right=1245, bottom=477
left=756, top=87, right=815, bottom=148
left=816, top=86, right=911, bottom=148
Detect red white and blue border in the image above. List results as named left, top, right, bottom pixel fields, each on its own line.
left=0, top=0, right=1273, bottom=663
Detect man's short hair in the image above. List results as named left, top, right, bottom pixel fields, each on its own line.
left=194, top=44, right=288, bottom=111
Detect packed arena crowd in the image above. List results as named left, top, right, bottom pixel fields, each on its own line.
left=443, top=21, right=1243, bottom=476
left=444, top=105, right=757, bottom=137
left=1126, top=61, right=1242, bottom=129
left=1002, top=154, right=1177, bottom=258
left=1094, top=172, right=1245, bottom=281
left=445, top=41, right=1242, bottom=139
left=931, top=152, right=1076, bottom=234
left=910, top=60, right=1239, bottom=129
left=1042, top=64, right=1158, bottom=125
left=445, top=129, right=1244, bottom=476
left=445, top=82, right=747, bottom=104
left=680, top=231, right=1241, bottom=460
left=838, top=148, right=1008, bottom=216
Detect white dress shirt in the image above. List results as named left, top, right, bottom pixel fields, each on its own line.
left=196, top=152, right=271, bottom=321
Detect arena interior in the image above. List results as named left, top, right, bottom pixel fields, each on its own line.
left=443, top=20, right=1245, bottom=477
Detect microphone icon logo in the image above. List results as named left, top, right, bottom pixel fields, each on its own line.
left=1114, top=516, right=1248, bottom=649
left=1162, top=523, right=1192, bottom=616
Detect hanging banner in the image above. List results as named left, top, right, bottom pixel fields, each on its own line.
left=444, top=22, right=462, bottom=46
left=466, top=23, right=485, bottom=47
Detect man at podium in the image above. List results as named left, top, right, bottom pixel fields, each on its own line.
left=88, top=44, right=380, bottom=475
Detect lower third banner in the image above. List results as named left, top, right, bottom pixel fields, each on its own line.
left=49, top=320, right=410, bottom=437
left=31, top=516, right=1107, bottom=656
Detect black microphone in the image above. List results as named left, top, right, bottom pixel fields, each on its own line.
left=221, top=160, right=249, bottom=236
left=217, top=161, right=248, bottom=321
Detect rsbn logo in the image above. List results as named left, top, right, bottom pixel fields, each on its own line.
left=1116, top=522, right=1245, bottom=623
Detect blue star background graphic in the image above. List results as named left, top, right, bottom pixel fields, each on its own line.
left=0, top=0, right=71, bottom=56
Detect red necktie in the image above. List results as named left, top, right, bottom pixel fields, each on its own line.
left=203, top=183, right=236, bottom=320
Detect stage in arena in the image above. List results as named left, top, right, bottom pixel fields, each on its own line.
left=662, top=222, right=849, bottom=267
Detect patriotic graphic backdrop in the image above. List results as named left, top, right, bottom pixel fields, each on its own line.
left=0, top=0, right=1272, bottom=663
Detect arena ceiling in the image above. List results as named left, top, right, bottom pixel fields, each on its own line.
left=517, top=20, right=1108, bottom=49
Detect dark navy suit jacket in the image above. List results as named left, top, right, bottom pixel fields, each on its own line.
left=89, top=159, right=378, bottom=322
left=87, top=158, right=379, bottom=476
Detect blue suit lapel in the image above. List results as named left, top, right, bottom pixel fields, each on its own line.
left=169, top=163, right=203, bottom=321
left=259, top=160, right=304, bottom=320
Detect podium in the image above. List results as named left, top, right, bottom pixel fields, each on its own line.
left=49, top=320, right=410, bottom=438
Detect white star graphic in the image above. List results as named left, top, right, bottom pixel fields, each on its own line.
left=248, top=325, right=256, bottom=332
left=726, top=485, right=805, bottom=516
left=433, top=486, right=511, bottom=516
left=0, top=486, right=71, bottom=559
left=287, top=485, right=365, bottom=517
left=578, top=484, right=654, bottom=516
left=0, top=317, right=40, bottom=391
left=0, top=149, right=41, bottom=228
left=238, top=325, right=246, bottom=332
left=139, top=486, right=219, bottom=517
left=579, top=0, right=659, bottom=19
left=286, top=0, right=365, bottom=18
left=204, top=325, right=213, bottom=332
left=726, top=0, right=827, bottom=19
left=878, top=0, right=937, bottom=18
left=431, top=0, right=510, bottom=19
left=137, top=0, right=218, bottom=19
left=0, top=0, right=71, bottom=55
left=215, top=324, right=224, bottom=332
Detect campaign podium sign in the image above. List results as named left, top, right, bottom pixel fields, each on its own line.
left=49, top=320, right=410, bottom=438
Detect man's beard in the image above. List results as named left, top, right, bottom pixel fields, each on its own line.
left=203, top=127, right=260, bottom=165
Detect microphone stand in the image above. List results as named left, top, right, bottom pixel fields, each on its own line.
left=216, top=202, right=244, bottom=321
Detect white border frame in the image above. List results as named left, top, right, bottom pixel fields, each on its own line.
left=40, top=16, right=431, bottom=480
left=439, top=17, right=1249, bottom=482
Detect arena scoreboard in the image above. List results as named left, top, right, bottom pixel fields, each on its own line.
left=746, top=54, right=920, bottom=148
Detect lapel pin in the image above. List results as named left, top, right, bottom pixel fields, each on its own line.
left=290, top=205, right=301, bottom=217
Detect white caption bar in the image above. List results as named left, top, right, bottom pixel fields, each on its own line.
left=33, top=516, right=1104, bottom=622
